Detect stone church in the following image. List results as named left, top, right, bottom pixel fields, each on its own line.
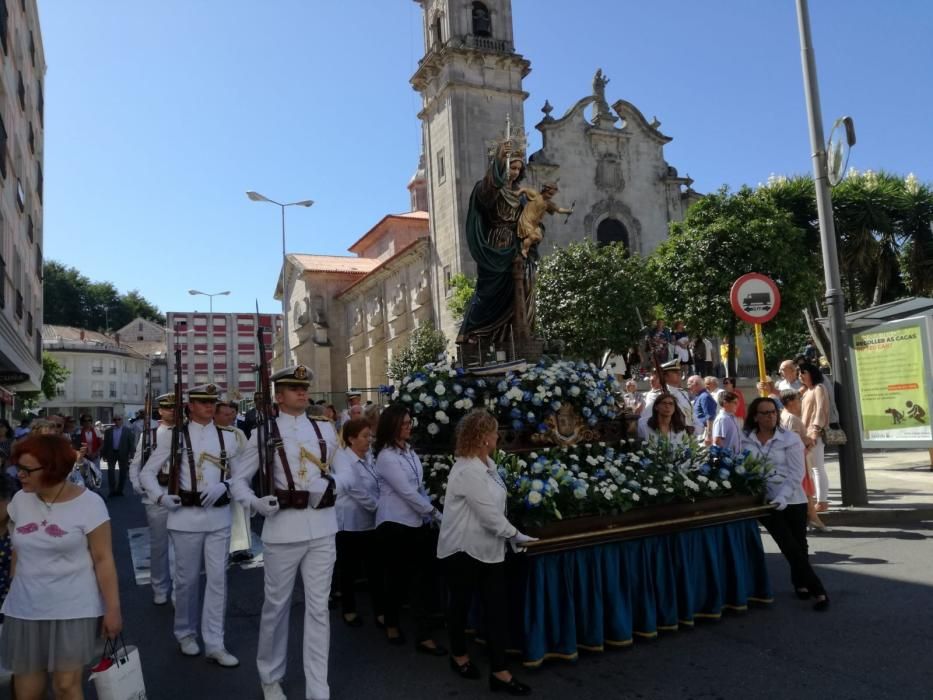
left=411, top=0, right=700, bottom=342
left=278, top=0, right=700, bottom=402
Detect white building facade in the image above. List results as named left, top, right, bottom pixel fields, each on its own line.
left=41, top=326, right=146, bottom=421
left=0, top=0, right=46, bottom=410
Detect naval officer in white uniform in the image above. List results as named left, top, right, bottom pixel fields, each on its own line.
left=129, top=391, right=176, bottom=606
left=231, top=365, right=340, bottom=700
left=140, top=383, right=244, bottom=668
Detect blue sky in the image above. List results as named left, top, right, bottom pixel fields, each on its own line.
left=37, top=0, right=933, bottom=317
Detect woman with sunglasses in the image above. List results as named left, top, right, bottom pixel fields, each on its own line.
left=0, top=434, right=121, bottom=698
left=721, top=377, right=746, bottom=419
left=742, top=397, right=828, bottom=611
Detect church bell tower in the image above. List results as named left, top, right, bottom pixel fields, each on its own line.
left=411, top=0, right=531, bottom=342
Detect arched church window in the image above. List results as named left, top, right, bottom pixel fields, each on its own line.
left=472, top=2, right=492, bottom=37
left=596, top=218, right=629, bottom=250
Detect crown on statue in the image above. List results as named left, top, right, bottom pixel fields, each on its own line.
left=487, top=130, right=528, bottom=161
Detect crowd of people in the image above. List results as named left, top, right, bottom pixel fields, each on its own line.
left=0, top=337, right=838, bottom=698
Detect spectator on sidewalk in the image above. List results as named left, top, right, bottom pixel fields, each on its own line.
left=800, top=362, right=831, bottom=513
left=721, top=377, right=746, bottom=419
left=776, top=360, right=803, bottom=392
left=688, top=375, right=718, bottom=444
left=102, top=416, right=136, bottom=499
left=780, top=389, right=826, bottom=531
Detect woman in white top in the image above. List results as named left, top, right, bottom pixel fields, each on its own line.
left=0, top=434, right=122, bottom=699
left=741, top=397, right=828, bottom=611
left=437, top=410, right=533, bottom=695
left=373, top=405, right=444, bottom=655
left=637, top=393, right=688, bottom=446
left=332, top=418, right=383, bottom=628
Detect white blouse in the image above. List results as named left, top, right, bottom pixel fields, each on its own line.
left=374, top=445, right=434, bottom=528
left=741, top=427, right=807, bottom=506
left=436, top=456, right=518, bottom=564
left=332, top=446, right=379, bottom=532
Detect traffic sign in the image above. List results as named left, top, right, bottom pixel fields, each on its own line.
left=730, top=273, right=781, bottom=325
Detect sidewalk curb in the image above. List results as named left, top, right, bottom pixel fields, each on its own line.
left=819, top=508, right=933, bottom=527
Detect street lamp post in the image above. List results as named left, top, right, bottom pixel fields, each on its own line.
left=188, top=290, right=231, bottom=385
left=246, top=191, right=314, bottom=367
left=795, top=0, right=867, bottom=505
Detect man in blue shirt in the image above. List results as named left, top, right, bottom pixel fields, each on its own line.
left=687, top=375, right=719, bottom=445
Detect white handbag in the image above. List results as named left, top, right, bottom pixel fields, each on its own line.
left=89, top=637, right=147, bottom=700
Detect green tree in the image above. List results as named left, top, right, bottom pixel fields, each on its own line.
left=18, top=353, right=71, bottom=409
left=387, top=322, right=448, bottom=380
left=42, top=261, right=165, bottom=331
left=537, top=240, right=654, bottom=362
left=447, top=274, right=475, bottom=323
left=648, top=186, right=820, bottom=374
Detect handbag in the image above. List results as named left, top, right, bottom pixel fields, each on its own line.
left=822, top=423, right=848, bottom=446
left=89, top=636, right=147, bottom=700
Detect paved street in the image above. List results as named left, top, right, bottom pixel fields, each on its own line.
left=88, top=491, right=933, bottom=700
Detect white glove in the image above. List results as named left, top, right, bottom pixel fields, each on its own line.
left=769, top=495, right=788, bottom=511
left=200, top=482, right=229, bottom=507
left=131, top=480, right=144, bottom=496
left=508, top=531, right=539, bottom=553
left=159, top=495, right=182, bottom=511
left=251, top=495, right=280, bottom=518
left=431, top=508, right=443, bottom=524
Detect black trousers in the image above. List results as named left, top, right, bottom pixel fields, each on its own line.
left=443, top=551, right=510, bottom=672
left=336, top=529, right=384, bottom=617
left=106, top=458, right=128, bottom=495
left=377, top=521, right=436, bottom=642
left=760, top=503, right=826, bottom=597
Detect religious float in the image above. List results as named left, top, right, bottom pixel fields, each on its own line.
left=384, top=115, right=774, bottom=666
left=384, top=356, right=775, bottom=666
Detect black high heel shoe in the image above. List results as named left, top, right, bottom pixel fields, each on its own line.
left=489, top=674, right=532, bottom=696
left=450, top=657, right=481, bottom=679
left=812, top=594, right=830, bottom=612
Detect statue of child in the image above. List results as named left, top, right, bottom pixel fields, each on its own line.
left=516, top=183, right=573, bottom=258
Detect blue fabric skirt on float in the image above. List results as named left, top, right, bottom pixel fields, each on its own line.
left=513, top=519, right=773, bottom=666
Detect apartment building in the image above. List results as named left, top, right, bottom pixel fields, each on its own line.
left=41, top=326, right=146, bottom=421
left=0, top=0, right=46, bottom=411
left=165, top=312, right=282, bottom=402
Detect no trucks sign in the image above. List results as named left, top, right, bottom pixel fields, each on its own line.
left=730, top=273, right=781, bottom=325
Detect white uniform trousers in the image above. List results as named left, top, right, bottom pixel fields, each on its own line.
left=257, top=537, right=336, bottom=700
left=144, top=503, right=174, bottom=598
left=170, top=528, right=231, bottom=653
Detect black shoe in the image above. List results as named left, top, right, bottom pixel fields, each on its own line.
left=489, top=674, right=531, bottom=696
left=386, top=631, right=407, bottom=646
left=416, top=641, right=448, bottom=657
left=343, top=614, right=364, bottom=628
left=795, top=588, right=811, bottom=600
left=230, top=550, right=254, bottom=563
left=450, top=657, right=481, bottom=679
left=813, top=595, right=830, bottom=612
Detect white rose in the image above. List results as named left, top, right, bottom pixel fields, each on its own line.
left=427, top=423, right=440, bottom=435
left=435, top=383, right=446, bottom=395
left=722, top=480, right=732, bottom=489
left=528, top=491, right=543, bottom=505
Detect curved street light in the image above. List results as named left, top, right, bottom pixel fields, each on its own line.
left=245, top=191, right=314, bottom=365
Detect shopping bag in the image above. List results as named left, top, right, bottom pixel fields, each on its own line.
left=89, top=637, right=147, bottom=700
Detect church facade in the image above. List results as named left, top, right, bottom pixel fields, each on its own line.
left=277, top=1, right=701, bottom=404
left=411, top=0, right=699, bottom=342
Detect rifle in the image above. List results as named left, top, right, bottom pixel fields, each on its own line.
left=141, top=366, right=154, bottom=463
left=166, top=344, right=184, bottom=496
left=254, top=322, right=276, bottom=497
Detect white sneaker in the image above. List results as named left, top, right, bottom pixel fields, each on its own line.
left=178, top=635, right=200, bottom=656
left=153, top=592, right=169, bottom=606
left=205, top=648, right=239, bottom=668
left=261, top=682, right=287, bottom=700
